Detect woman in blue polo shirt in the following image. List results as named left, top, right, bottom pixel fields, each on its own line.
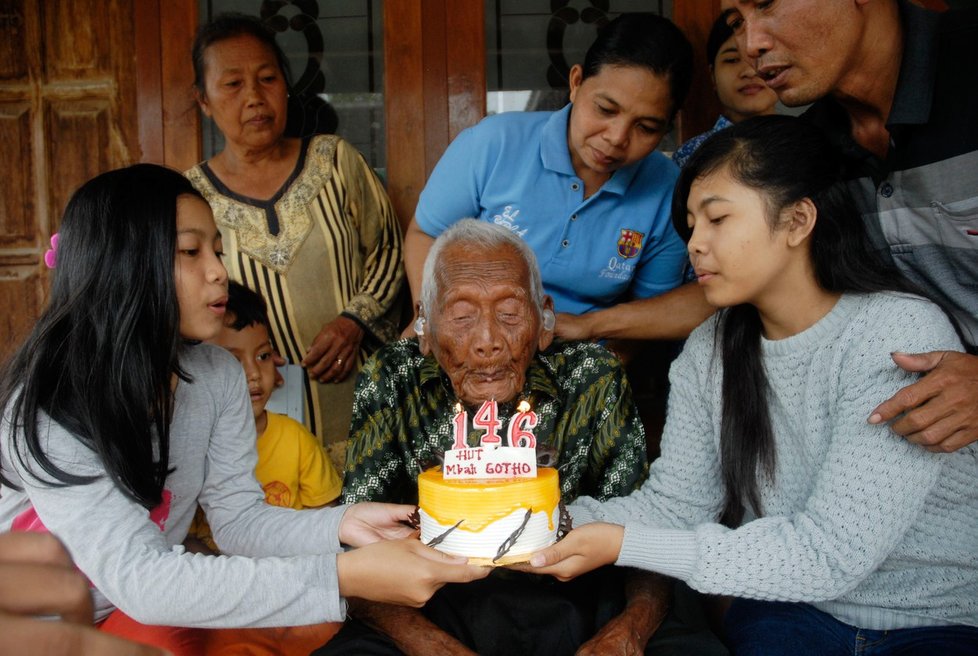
left=404, top=13, right=712, bottom=333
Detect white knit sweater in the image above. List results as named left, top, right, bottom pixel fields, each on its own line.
left=572, top=292, right=978, bottom=630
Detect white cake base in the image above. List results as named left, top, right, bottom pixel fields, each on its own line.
left=419, top=506, right=558, bottom=563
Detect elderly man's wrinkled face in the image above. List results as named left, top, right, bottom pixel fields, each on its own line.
left=421, top=243, right=554, bottom=406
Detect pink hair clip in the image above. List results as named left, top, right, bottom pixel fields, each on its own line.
left=44, top=233, right=59, bottom=269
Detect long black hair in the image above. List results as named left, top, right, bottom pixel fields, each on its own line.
left=581, top=13, right=693, bottom=120
left=0, top=164, right=202, bottom=509
left=671, top=115, right=913, bottom=526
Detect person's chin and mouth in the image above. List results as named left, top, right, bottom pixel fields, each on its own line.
left=737, top=82, right=770, bottom=98
left=695, top=270, right=736, bottom=308
left=458, top=369, right=522, bottom=406
left=250, top=397, right=268, bottom=417
left=186, top=297, right=227, bottom=342
left=587, top=144, right=626, bottom=173
left=208, top=295, right=228, bottom=317
left=245, top=112, right=274, bottom=127
left=755, top=63, right=794, bottom=95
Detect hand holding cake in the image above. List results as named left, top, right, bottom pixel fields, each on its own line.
left=336, top=537, right=489, bottom=608
left=523, top=522, right=625, bottom=581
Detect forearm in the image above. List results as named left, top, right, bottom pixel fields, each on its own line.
left=622, top=569, right=672, bottom=644
left=348, top=598, right=474, bottom=656
left=577, top=283, right=713, bottom=341
left=403, top=218, right=434, bottom=309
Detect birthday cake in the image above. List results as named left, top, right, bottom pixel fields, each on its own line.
left=417, top=400, right=562, bottom=564
left=418, top=466, right=560, bottom=564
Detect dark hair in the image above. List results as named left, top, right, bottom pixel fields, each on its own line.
left=580, top=13, right=694, bottom=118
left=191, top=12, right=292, bottom=95
left=671, top=115, right=914, bottom=526
left=706, top=13, right=735, bottom=67
left=0, top=164, right=202, bottom=509
left=224, top=281, right=271, bottom=333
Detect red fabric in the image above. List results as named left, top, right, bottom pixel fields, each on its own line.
left=98, top=609, right=340, bottom=656
left=98, top=609, right=206, bottom=655
left=203, top=623, right=341, bottom=655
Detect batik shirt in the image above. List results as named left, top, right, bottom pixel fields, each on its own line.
left=342, top=339, right=648, bottom=505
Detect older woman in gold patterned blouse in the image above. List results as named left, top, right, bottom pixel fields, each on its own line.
left=186, top=13, right=404, bottom=455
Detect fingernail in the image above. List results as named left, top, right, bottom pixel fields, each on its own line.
left=868, top=413, right=882, bottom=424
left=530, top=554, right=543, bottom=567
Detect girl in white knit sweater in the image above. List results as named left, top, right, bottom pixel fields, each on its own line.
left=524, top=116, right=978, bottom=654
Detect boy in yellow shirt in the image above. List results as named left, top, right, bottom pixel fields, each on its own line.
left=188, top=282, right=342, bottom=553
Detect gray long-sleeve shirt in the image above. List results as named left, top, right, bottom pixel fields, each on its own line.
left=1, top=343, right=347, bottom=627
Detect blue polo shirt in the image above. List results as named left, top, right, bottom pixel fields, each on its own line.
left=415, top=104, right=686, bottom=315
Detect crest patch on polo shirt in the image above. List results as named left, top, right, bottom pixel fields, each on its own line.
left=617, top=229, right=644, bottom=259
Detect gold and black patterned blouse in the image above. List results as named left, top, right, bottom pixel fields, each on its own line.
left=186, top=135, right=404, bottom=451
left=341, top=339, right=649, bottom=505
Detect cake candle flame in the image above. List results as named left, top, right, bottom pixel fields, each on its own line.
left=506, top=400, right=538, bottom=448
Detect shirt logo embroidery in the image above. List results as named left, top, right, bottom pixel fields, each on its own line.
left=617, top=229, right=644, bottom=259
left=492, top=206, right=528, bottom=237
left=264, top=480, right=293, bottom=508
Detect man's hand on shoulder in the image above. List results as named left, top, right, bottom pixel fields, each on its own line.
left=554, top=312, right=595, bottom=342
left=869, top=350, right=978, bottom=452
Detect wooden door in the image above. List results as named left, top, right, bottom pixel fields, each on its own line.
left=0, top=0, right=142, bottom=360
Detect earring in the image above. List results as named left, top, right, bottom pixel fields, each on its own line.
left=542, top=310, right=555, bottom=331
left=414, top=316, right=426, bottom=335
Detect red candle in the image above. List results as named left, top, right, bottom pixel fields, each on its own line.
left=507, top=400, right=537, bottom=448
left=474, top=400, right=502, bottom=445
left=451, top=402, right=467, bottom=450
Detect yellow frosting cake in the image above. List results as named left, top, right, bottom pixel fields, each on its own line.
left=417, top=466, right=560, bottom=564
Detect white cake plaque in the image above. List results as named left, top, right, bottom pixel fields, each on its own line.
left=442, top=445, right=537, bottom=480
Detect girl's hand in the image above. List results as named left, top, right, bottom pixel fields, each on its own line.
left=339, top=503, right=419, bottom=547
left=337, top=538, right=489, bottom=607
left=522, top=523, right=625, bottom=581
left=302, top=316, right=364, bottom=383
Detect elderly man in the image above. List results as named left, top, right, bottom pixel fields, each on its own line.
left=718, top=0, right=978, bottom=454
left=315, top=220, right=725, bottom=656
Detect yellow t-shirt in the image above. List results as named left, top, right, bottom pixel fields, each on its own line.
left=256, top=412, right=343, bottom=510
left=188, top=412, right=342, bottom=552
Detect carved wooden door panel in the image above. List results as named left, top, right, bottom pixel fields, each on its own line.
left=0, top=0, right=140, bottom=360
